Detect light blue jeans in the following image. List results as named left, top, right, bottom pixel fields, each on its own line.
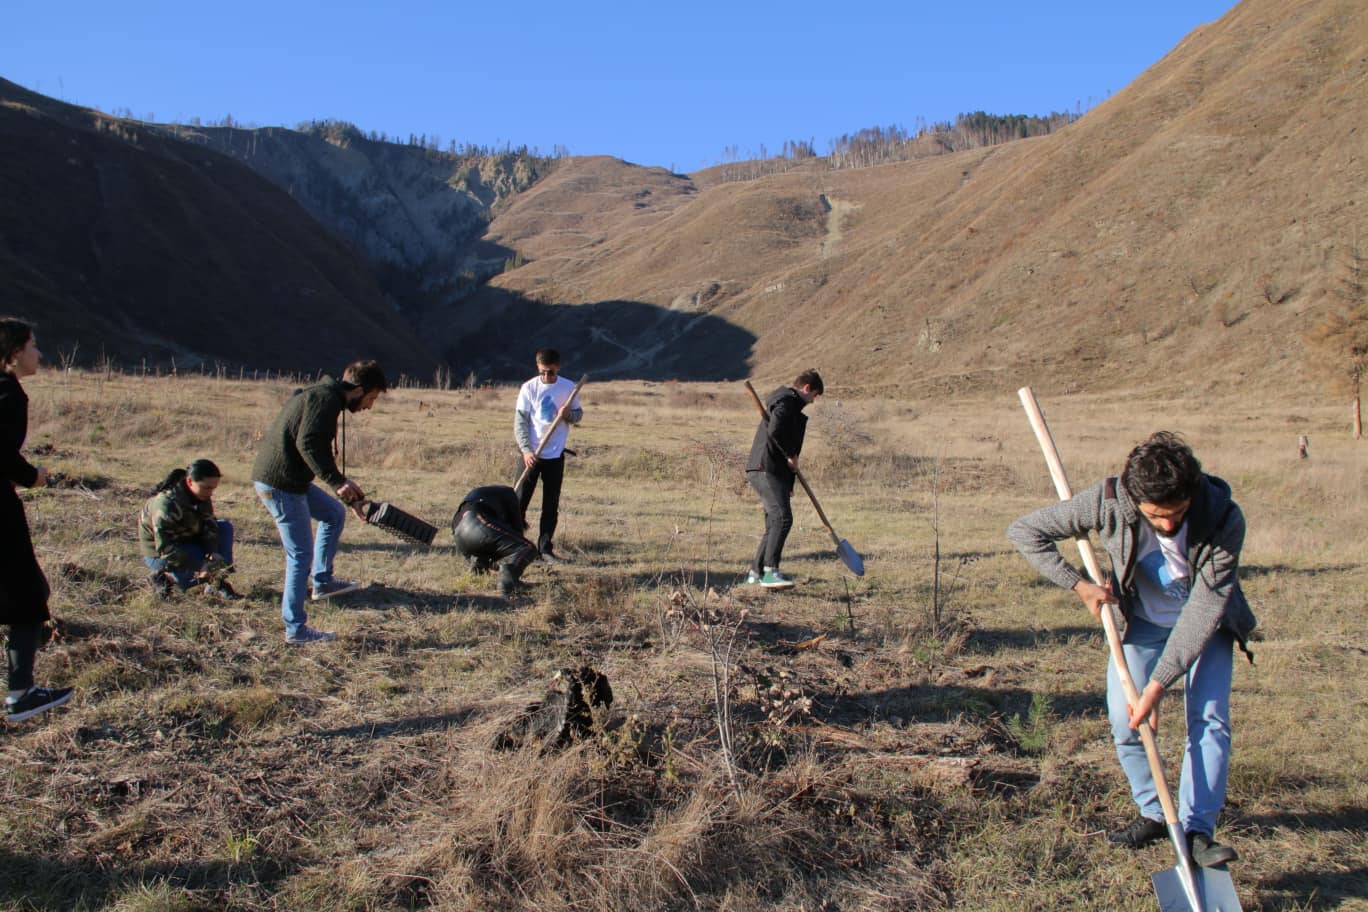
left=254, top=483, right=345, bottom=636
left=1107, top=614, right=1234, bottom=837
left=143, top=519, right=235, bottom=590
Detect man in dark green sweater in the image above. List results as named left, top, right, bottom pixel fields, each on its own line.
left=252, top=360, right=387, bottom=645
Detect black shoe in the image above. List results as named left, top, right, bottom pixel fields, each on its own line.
left=147, top=571, right=174, bottom=599
left=1187, top=831, right=1238, bottom=867
left=1107, top=816, right=1166, bottom=849
left=498, top=566, right=521, bottom=597
left=467, top=555, right=493, bottom=574
left=203, top=580, right=244, bottom=601
left=5, top=686, right=74, bottom=723
left=538, top=543, right=565, bottom=565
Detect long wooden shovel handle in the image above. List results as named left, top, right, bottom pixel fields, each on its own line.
left=515, top=373, right=589, bottom=491
left=743, top=380, right=838, bottom=539
left=1018, top=387, right=1184, bottom=830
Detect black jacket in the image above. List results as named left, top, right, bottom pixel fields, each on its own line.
left=0, top=371, right=50, bottom=624
left=457, top=485, right=525, bottom=529
left=746, top=386, right=808, bottom=484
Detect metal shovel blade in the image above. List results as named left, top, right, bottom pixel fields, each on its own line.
left=835, top=538, right=865, bottom=576
left=1152, top=864, right=1243, bottom=912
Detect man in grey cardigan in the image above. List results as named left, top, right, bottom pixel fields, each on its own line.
left=1008, top=431, right=1256, bottom=867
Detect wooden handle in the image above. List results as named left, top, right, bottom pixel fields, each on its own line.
left=515, top=373, right=589, bottom=490
left=1018, top=386, right=1181, bottom=827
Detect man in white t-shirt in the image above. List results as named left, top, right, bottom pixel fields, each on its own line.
left=513, top=348, right=582, bottom=562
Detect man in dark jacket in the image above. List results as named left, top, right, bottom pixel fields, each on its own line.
left=451, top=485, right=539, bottom=597
left=252, top=360, right=386, bottom=644
left=1007, top=431, right=1256, bottom=867
left=745, top=369, right=823, bottom=589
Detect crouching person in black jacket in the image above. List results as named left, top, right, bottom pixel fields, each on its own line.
left=452, top=485, right=538, bottom=597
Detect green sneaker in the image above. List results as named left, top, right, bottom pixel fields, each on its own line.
left=760, top=570, right=796, bottom=590
left=744, top=569, right=762, bottom=585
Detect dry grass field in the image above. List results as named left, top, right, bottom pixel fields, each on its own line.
left=2, top=370, right=1365, bottom=911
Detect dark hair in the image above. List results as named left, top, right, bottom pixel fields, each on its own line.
left=793, top=369, right=824, bottom=395
left=152, top=458, right=221, bottom=495
left=342, top=359, right=388, bottom=393
left=535, top=348, right=561, bottom=367
left=0, top=317, right=34, bottom=366
left=1121, top=431, right=1203, bottom=505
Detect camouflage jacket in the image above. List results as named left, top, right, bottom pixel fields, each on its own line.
left=138, top=483, right=220, bottom=568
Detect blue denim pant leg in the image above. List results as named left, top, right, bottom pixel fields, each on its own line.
left=1179, top=629, right=1234, bottom=836
left=1107, top=616, right=1234, bottom=834
left=303, top=484, right=346, bottom=588
left=143, top=520, right=235, bottom=591
left=144, top=545, right=207, bottom=590
left=215, top=519, right=235, bottom=566
left=257, top=483, right=343, bottom=635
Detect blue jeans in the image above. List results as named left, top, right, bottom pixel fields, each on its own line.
left=254, top=483, right=346, bottom=636
left=1107, top=614, right=1234, bottom=836
left=143, top=520, right=235, bottom=590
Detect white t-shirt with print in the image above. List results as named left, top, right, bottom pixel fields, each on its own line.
left=1131, top=521, right=1190, bottom=628
left=516, top=375, right=580, bottom=459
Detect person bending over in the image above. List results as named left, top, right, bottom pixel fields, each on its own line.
left=1007, top=431, right=1256, bottom=867
left=452, top=485, right=538, bottom=598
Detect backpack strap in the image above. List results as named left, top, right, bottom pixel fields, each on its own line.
left=1104, top=476, right=1119, bottom=500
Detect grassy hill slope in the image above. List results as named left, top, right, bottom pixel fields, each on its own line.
left=485, top=0, right=1367, bottom=397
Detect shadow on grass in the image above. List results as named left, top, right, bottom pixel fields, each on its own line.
left=341, top=539, right=455, bottom=556
left=964, top=625, right=1102, bottom=653
left=813, top=684, right=1103, bottom=727
left=1256, top=866, right=1368, bottom=910
left=310, top=705, right=486, bottom=741
left=0, top=850, right=288, bottom=911
left=1239, top=804, right=1368, bottom=834
left=322, top=583, right=510, bottom=614
left=1240, top=562, right=1361, bottom=579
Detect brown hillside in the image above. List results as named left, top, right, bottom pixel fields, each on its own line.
left=484, top=0, right=1367, bottom=397
left=0, top=79, right=440, bottom=376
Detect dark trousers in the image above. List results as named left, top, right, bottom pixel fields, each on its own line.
left=748, top=470, right=794, bottom=573
left=5, top=623, right=42, bottom=693
left=453, top=509, right=537, bottom=577
left=517, top=454, right=565, bottom=550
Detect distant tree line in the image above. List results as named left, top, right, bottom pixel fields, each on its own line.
left=717, top=110, right=1082, bottom=182
left=827, top=111, right=1078, bottom=170
left=294, top=119, right=570, bottom=162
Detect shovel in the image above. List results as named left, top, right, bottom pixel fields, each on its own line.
left=1019, top=387, right=1242, bottom=912
left=744, top=381, right=864, bottom=576
left=514, top=373, right=589, bottom=492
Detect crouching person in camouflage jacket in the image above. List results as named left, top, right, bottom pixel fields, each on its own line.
left=139, top=459, right=240, bottom=600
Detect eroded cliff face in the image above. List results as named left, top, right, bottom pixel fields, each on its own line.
left=161, top=120, right=554, bottom=296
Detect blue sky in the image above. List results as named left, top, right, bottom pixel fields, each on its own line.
left=2, top=0, right=1239, bottom=172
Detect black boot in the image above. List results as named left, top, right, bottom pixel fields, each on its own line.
left=1106, top=816, right=1166, bottom=849
left=1187, top=831, right=1239, bottom=866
